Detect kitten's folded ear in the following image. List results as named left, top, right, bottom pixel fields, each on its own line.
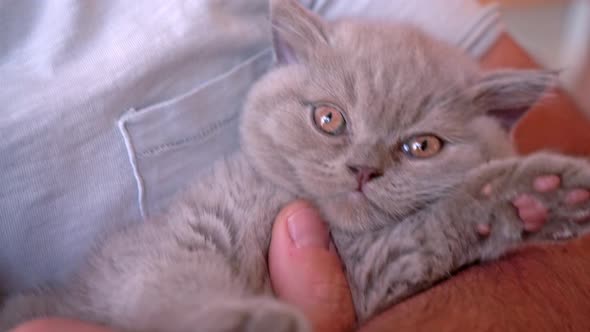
left=269, top=0, right=329, bottom=65
left=470, top=69, right=557, bottom=130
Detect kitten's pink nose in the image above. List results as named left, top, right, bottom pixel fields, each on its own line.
left=347, top=165, right=383, bottom=191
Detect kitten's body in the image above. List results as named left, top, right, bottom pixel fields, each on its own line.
left=2, top=0, right=590, bottom=331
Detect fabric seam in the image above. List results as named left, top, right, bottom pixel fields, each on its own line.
left=117, top=115, right=148, bottom=220
left=137, top=110, right=241, bottom=157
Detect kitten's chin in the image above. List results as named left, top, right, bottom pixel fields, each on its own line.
left=317, top=191, right=394, bottom=233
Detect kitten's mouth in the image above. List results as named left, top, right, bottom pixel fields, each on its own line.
left=350, top=184, right=374, bottom=200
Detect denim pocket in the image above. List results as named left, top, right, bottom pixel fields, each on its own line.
left=118, top=49, right=272, bottom=219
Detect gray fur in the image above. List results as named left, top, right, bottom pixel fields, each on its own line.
left=2, top=0, right=590, bottom=330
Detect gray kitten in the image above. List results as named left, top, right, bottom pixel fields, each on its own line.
left=2, top=0, right=590, bottom=331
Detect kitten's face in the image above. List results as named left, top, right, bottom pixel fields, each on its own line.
left=241, top=0, right=552, bottom=232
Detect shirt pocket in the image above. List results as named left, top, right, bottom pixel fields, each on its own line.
left=118, top=49, right=272, bottom=219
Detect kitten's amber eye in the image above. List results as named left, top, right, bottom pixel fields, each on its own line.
left=401, top=135, right=443, bottom=158
left=312, top=105, right=346, bottom=135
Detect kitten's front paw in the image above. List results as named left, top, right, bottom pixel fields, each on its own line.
left=466, top=153, right=590, bottom=249
left=511, top=184, right=590, bottom=234
left=194, top=297, right=310, bottom=332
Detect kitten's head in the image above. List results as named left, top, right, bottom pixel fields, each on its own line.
left=241, top=0, right=554, bottom=233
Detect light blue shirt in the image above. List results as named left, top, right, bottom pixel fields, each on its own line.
left=0, top=0, right=502, bottom=293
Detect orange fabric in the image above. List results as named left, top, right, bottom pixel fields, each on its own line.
left=515, top=96, right=590, bottom=156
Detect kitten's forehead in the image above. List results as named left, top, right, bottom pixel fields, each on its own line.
left=329, top=21, right=476, bottom=77
left=306, top=21, right=479, bottom=134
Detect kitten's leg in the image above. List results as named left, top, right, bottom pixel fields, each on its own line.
left=334, top=210, right=486, bottom=323
left=1, top=228, right=309, bottom=332
left=166, top=297, right=309, bottom=332
left=108, top=254, right=308, bottom=332
left=96, top=250, right=309, bottom=332
left=1, top=293, right=308, bottom=332
left=335, top=153, right=590, bottom=322
left=462, top=152, right=590, bottom=259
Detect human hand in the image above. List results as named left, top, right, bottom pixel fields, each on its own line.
left=269, top=200, right=356, bottom=332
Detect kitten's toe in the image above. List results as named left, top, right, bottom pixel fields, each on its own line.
left=512, top=194, right=548, bottom=232
left=532, top=175, right=561, bottom=193
left=552, top=188, right=590, bottom=226
left=528, top=203, right=590, bottom=241
left=198, top=297, right=310, bottom=332
left=244, top=300, right=310, bottom=332
left=476, top=223, right=492, bottom=236
left=565, top=189, right=590, bottom=206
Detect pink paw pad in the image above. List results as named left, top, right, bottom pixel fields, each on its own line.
left=565, top=189, right=590, bottom=206
left=476, top=223, right=491, bottom=236
left=480, top=183, right=493, bottom=197
left=564, top=189, right=590, bottom=224
left=533, top=175, right=561, bottom=193
left=513, top=194, right=548, bottom=232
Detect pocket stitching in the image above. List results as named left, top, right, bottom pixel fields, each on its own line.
left=136, top=110, right=240, bottom=158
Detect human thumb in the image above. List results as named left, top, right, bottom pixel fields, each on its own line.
left=269, top=200, right=356, bottom=332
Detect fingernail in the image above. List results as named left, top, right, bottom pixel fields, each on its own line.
left=533, top=175, right=560, bottom=193
left=287, top=208, right=330, bottom=249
